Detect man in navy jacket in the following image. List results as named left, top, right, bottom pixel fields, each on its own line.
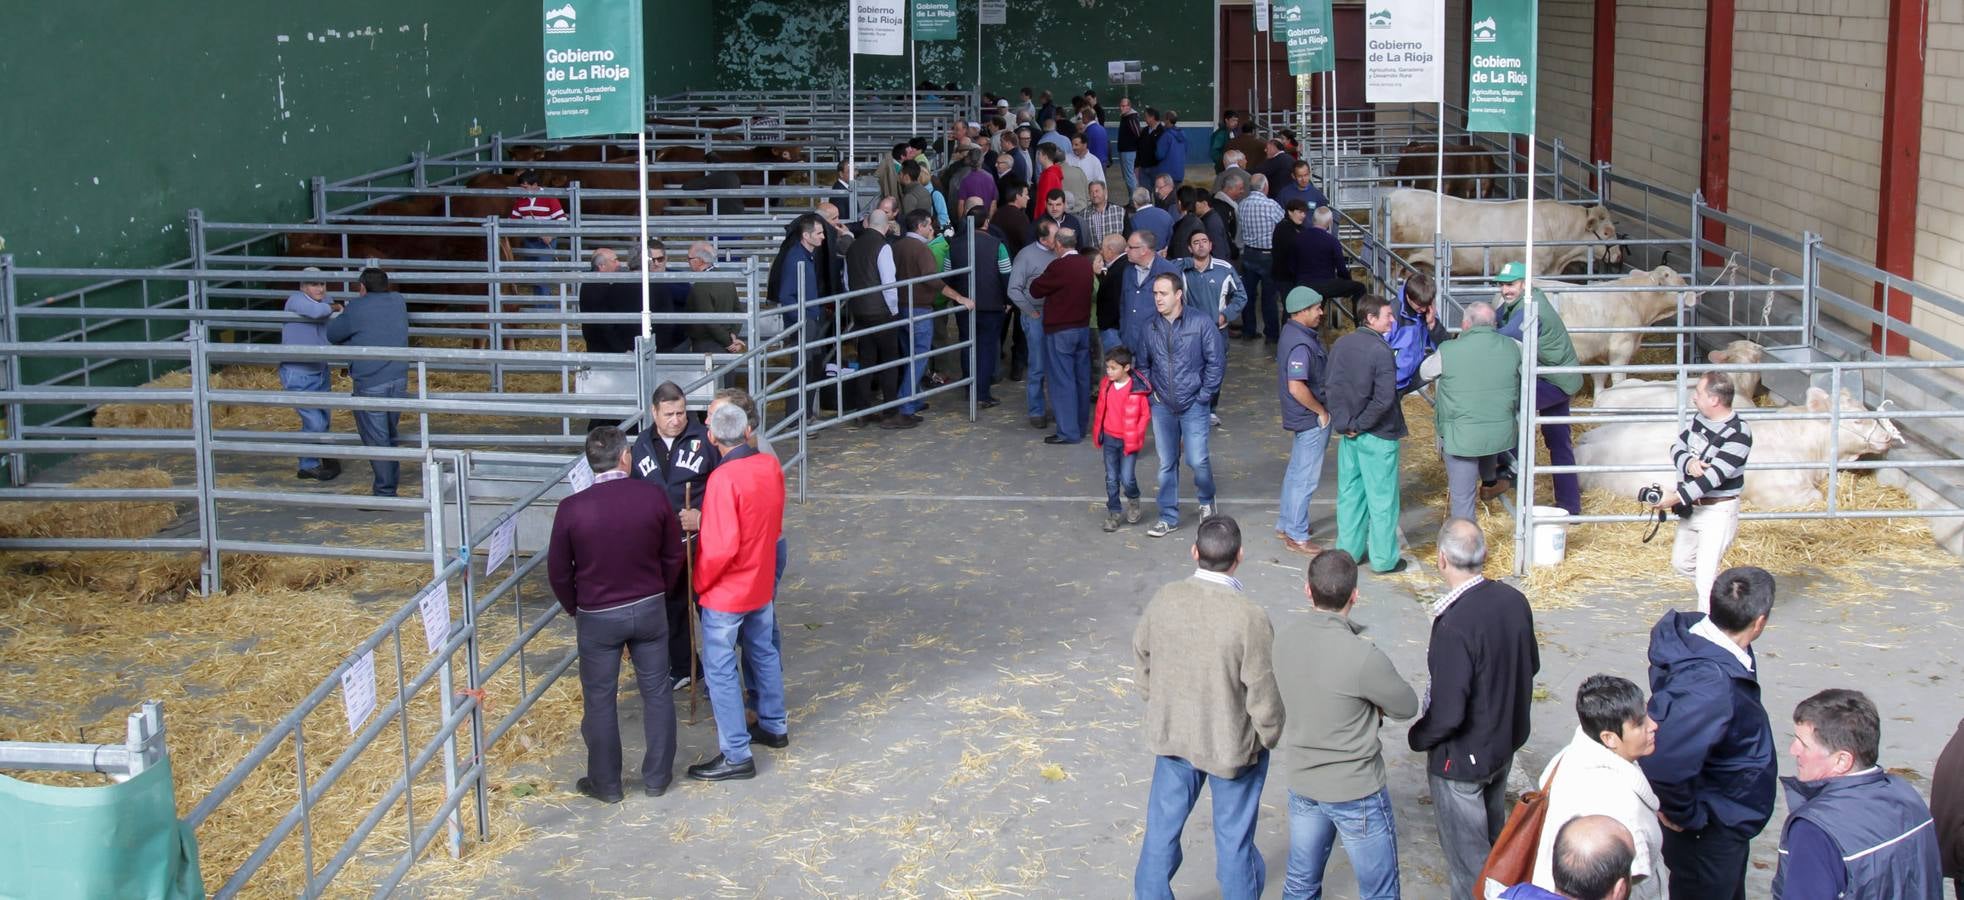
left=1135, top=272, right=1224, bottom=538
left=1639, top=566, right=1779, bottom=900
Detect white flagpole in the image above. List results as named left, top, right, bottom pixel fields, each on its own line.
left=910, top=38, right=918, bottom=136
left=975, top=3, right=982, bottom=104
left=849, top=11, right=857, bottom=205
left=1435, top=99, right=1445, bottom=259
left=638, top=125, right=651, bottom=338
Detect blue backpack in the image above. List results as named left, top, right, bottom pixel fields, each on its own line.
left=1387, top=282, right=1432, bottom=391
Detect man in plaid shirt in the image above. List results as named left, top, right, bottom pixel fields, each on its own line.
left=1081, top=181, right=1127, bottom=252
left=1236, top=175, right=1286, bottom=343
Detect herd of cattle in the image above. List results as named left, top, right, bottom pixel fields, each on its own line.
left=268, top=127, right=1906, bottom=510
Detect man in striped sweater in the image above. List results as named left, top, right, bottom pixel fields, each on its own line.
left=1653, top=372, right=1753, bottom=613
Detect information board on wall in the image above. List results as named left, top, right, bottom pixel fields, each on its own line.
left=853, top=0, right=906, bottom=55
left=1364, top=0, right=1445, bottom=103
left=1255, top=0, right=1271, bottom=32
left=1467, top=0, right=1537, bottom=133
left=979, top=0, right=1006, bottom=26
left=541, top=0, right=645, bottom=139
left=1107, top=60, right=1142, bottom=85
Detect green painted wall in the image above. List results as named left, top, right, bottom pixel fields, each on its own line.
left=650, top=0, right=721, bottom=95
left=713, top=0, right=1214, bottom=126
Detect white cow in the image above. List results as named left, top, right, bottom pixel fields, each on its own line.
left=1541, top=266, right=1695, bottom=395
left=1589, top=342, right=1768, bottom=410
left=1575, top=387, right=1902, bottom=508
left=1387, top=188, right=1622, bottom=276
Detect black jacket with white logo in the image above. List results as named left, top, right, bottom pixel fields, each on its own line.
left=630, top=420, right=720, bottom=512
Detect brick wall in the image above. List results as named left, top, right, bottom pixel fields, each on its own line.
left=1608, top=0, right=1706, bottom=192
left=1538, top=0, right=1595, bottom=156
left=1915, top=0, right=1964, bottom=353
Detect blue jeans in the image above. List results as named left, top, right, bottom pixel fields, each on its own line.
left=1276, top=423, right=1331, bottom=542
left=279, top=363, right=331, bottom=470
left=1100, top=327, right=1124, bottom=357
left=1102, top=441, right=1140, bottom=513
left=974, top=309, right=1005, bottom=401
left=699, top=604, right=786, bottom=764
left=1134, top=751, right=1269, bottom=900
left=352, top=378, right=406, bottom=496
left=1044, top=327, right=1091, bottom=441
left=1283, top=787, right=1402, bottom=900
left=1239, top=249, right=1277, bottom=340
left=901, top=312, right=937, bottom=415
left=520, top=237, right=553, bottom=296
left=1120, top=151, right=1140, bottom=196
left=745, top=537, right=790, bottom=710
left=1019, top=310, right=1050, bottom=419
left=1151, top=400, right=1215, bottom=526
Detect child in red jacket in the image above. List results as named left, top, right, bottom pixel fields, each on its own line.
left=1091, top=347, right=1153, bottom=532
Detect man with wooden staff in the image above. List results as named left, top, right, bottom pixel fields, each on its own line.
left=629, top=381, right=719, bottom=693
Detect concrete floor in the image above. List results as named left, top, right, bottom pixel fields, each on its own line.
left=424, top=338, right=1963, bottom=899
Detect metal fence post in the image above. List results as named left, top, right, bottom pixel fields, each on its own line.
left=1551, top=138, right=1564, bottom=201
left=486, top=217, right=505, bottom=392
left=188, top=333, right=221, bottom=594
left=187, top=209, right=208, bottom=321
left=796, top=264, right=809, bottom=504
left=1801, top=232, right=1820, bottom=350
left=455, top=451, right=489, bottom=843
left=1, top=253, right=23, bottom=486
left=1594, top=160, right=1611, bottom=206
left=967, top=226, right=978, bottom=422
left=745, top=257, right=762, bottom=396
left=1689, top=190, right=1706, bottom=277
left=413, top=152, right=428, bottom=189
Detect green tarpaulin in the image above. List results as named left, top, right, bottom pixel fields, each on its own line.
left=0, top=759, right=203, bottom=900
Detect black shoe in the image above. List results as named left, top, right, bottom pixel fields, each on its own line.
left=851, top=415, right=872, bottom=428
left=915, top=402, right=931, bottom=413
left=1239, top=332, right=1262, bottom=342
left=978, top=398, right=1000, bottom=409
left=686, top=754, right=757, bottom=781
left=296, top=467, right=327, bottom=480
left=576, top=776, right=623, bottom=803
left=747, top=725, right=790, bottom=749
left=1378, top=559, right=1411, bottom=575
left=1043, top=434, right=1075, bottom=445
left=1028, top=416, right=1047, bottom=430
left=880, top=413, right=922, bottom=430
left=644, top=780, right=671, bottom=797
left=319, top=460, right=341, bottom=480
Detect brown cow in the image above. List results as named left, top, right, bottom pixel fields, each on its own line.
left=1388, top=142, right=1503, bottom=199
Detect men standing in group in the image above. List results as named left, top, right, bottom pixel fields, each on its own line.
left=1035, top=188, right=1085, bottom=241
left=1530, top=675, right=1667, bottom=899
left=687, top=402, right=789, bottom=783
left=1640, top=566, right=1779, bottom=900
left=579, top=248, right=637, bottom=357
left=1235, top=174, right=1284, bottom=343
left=893, top=209, right=972, bottom=420
left=1116, top=231, right=1180, bottom=352
left=1494, top=260, right=1585, bottom=514
left=1434, top=301, right=1522, bottom=521
left=1274, top=548, right=1418, bottom=899
left=1131, top=516, right=1283, bottom=900
left=1008, top=219, right=1061, bottom=429
left=1030, top=228, right=1096, bottom=445
left=684, top=242, right=746, bottom=357
left=1081, top=180, right=1127, bottom=252
left=1408, top=517, right=1541, bottom=900
left=1128, top=187, right=1174, bottom=253
left=1291, top=206, right=1366, bottom=317
left=1323, top=295, right=1408, bottom=573
left=1656, top=372, right=1753, bottom=612
left=325, top=268, right=410, bottom=497
left=1503, top=817, right=1641, bottom=900
left=281, top=269, right=341, bottom=482
left=547, top=426, right=686, bottom=802
left=1136, top=273, right=1225, bottom=538
left=631, top=381, right=720, bottom=690
left=1179, top=231, right=1247, bottom=332
left=1773, top=688, right=1944, bottom=898
left=1274, top=160, right=1329, bottom=209
left=1116, top=96, right=1144, bottom=197
left=1081, top=106, right=1110, bottom=170
left=843, top=209, right=912, bottom=429
left=1258, top=137, right=1298, bottom=194
left=949, top=204, right=1012, bottom=409
left=1274, top=288, right=1331, bottom=556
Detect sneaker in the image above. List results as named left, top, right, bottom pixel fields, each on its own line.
left=1282, top=537, right=1322, bottom=556
left=1146, top=520, right=1176, bottom=538
left=1125, top=499, right=1143, bottom=524
left=671, top=674, right=693, bottom=692
left=1103, top=513, right=1122, bottom=532
left=1198, top=504, right=1216, bottom=520
left=1209, top=413, right=1222, bottom=428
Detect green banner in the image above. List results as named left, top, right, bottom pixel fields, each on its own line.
left=1466, top=0, right=1536, bottom=133
left=542, top=0, right=646, bottom=139
left=913, top=0, right=958, bottom=41
left=1279, top=0, right=1335, bottom=75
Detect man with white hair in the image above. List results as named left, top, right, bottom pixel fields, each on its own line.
left=1410, top=517, right=1542, bottom=900
left=1128, top=186, right=1174, bottom=255
left=684, top=242, right=745, bottom=356
left=687, top=401, right=790, bottom=783
left=1432, top=301, right=1521, bottom=521
left=281, top=268, right=342, bottom=481
left=1235, top=174, right=1285, bottom=343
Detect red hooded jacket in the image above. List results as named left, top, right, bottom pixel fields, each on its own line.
left=1092, top=374, right=1153, bottom=455
left=693, top=446, right=785, bottom=614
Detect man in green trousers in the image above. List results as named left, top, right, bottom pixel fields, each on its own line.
left=1323, top=294, right=1409, bottom=573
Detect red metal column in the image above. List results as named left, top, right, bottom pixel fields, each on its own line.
left=1872, top=0, right=1929, bottom=355
left=1590, top=0, right=1617, bottom=168
left=1698, top=0, right=1735, bottom=264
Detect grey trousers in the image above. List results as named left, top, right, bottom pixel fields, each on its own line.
left=1442, top=443, right=1502, bottom=521
left=1429, top=761, right=1512, bottom=900
left=574, top=595, right=676, bottom=795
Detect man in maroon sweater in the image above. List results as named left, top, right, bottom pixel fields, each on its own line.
left=547, top=426, right=687, bottom=803
left=1031, top=227, right=1096, bottom=444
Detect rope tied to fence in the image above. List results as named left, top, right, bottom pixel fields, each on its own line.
left=454, top=687, right=491, bottom=716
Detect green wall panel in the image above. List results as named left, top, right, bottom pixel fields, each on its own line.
left=714, top=0, right=1213, bottom=127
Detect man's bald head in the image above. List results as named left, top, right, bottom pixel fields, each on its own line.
left=816, top=201, right=840, bottom=223
left=1553, top=815, right=1636, bottom=900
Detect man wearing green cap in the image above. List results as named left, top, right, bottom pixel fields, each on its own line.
left=1275, top=287, right=1332, bottom=555
left=1323, top=294, right=1409, bottom=573
left=1491, top=262, right=1583, bottom=515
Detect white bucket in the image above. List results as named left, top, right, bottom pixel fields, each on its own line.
left=1531, top=506, right=1569, bottom=566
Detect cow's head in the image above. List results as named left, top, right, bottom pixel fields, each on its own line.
left=1806, top=387, right=1904, bottom=456
left=1645, top=265, right=1695, bottom=308
left=1583, top=205, right=1624, bottom=265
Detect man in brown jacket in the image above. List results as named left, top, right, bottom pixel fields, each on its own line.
left=1131, top=514, right=1284, bottom=899
left=1936, top=718, right=1964, bottom=899
left=891, top=209, right=970, bottom=419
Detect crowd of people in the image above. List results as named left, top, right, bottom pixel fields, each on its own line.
left=1135, top=517, right=1954, bottom=899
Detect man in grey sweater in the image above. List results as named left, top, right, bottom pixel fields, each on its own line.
left=1131, top=515, right=1284, bottom=899
left=326, top=268, right=410, bottom=496
left=1007, top=219, right=1059, bottom=429
left=1273, top=548, right=1419, bottom=899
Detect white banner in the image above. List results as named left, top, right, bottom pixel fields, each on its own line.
left=1363, top=0, right=1446, bottom=103
left=1255, top=0, right=1271, bottom=32
left=978, top=0, right=1006, bottom=26
left=852, top=0, right=906, bottom=55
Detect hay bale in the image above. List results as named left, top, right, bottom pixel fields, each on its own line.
left=0, top=468, right=178, bottom=540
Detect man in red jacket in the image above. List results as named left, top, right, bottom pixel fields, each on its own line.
left=546, top=426, right=686, bottom=802
left=687, top=402, right=789, bottom=782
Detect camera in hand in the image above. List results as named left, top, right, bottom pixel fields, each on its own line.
left=1635, top=484, right=1664, bottom=506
